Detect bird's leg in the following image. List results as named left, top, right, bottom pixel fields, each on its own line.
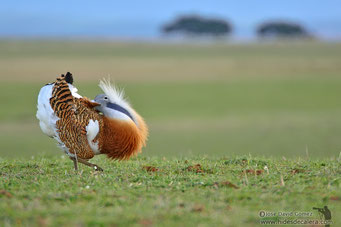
left=78, top=158, right=104, bottom=171
left=73, top=159, right=78, bottom=171
left=70, top=157, right=103, bottom=171
left=69, top=157, right=79, bottom=171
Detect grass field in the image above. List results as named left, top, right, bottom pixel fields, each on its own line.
left=1, top=156, right=340, bottom=226
left=0, top=41, right=340, bottom=226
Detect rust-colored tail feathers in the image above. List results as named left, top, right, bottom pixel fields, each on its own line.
left=100, top=114, right=148, bottom=160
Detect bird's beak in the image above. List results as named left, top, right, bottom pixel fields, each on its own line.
left=89, top=100, right=101, bottom=107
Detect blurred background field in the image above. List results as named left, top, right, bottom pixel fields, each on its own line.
left=0, top=41, right=340, bottom=159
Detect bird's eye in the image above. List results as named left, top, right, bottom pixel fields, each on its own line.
left=104, top=96, right=108, bottom=100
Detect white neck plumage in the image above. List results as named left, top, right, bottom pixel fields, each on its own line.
left=102, top=104, right=137, bottom=125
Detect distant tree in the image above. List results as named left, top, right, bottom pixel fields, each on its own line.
left=257, top=21, right=310, bottom=39
left=161, top=15, right=232, bottom=37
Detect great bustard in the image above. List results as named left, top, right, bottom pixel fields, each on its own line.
left=36, top=72, right=148, bottom=171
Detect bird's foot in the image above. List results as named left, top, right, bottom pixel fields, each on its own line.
left=69, top=156, right=104, bottom=172
left=93, top=165, right=104, bottom=172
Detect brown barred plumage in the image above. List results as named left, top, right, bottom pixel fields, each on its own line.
left=49, top=73, right=103, bottom=160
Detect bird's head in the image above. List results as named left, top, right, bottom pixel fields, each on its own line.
left=94, top=80, right=137, bottom=125
left=93, top=94, right=110, bottom=106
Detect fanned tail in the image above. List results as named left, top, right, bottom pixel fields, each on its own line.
left=50, top=72, right=75, bottom=118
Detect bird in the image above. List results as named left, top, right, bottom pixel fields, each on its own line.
left=36, top=72, right=148, bottom=171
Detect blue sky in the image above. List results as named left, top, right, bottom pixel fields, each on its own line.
left=1, top=0, right=340, bottom=40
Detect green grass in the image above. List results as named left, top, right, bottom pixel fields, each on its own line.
left=0, top=156, right=340, bottom=226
